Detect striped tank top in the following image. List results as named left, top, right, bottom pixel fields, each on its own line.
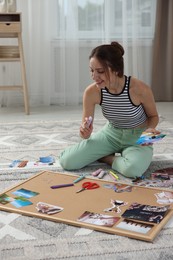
left=100, top=76, right=147, bottom=128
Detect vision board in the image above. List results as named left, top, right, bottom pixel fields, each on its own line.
left=0, top=170, right=173, bottom=242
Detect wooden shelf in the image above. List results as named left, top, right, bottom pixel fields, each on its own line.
left=0, top=13, right=29, bottom=115
left=0, top=13, right=20, bottom=22
left=0, top=85, right=23, bottom=90
left=0, top=46, right=20, bottom=59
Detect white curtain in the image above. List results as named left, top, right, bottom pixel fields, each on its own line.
left=0, top=0, right=156, bottom=107
left=0, top=0, right=57, bottom=107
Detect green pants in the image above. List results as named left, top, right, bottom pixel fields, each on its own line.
left=59, top=123, right=153, bottom=178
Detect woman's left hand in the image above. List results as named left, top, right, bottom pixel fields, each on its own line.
left=141, top=128, right=161, bottom=146
left=145, top=128, right=161, bottom=135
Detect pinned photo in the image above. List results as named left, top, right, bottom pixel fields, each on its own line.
left=122, top=202, right=170, bottom=224
left=10, top=196, right=33, bottom=208
left=12, top=188, right=39, bottom=199
left=0, top=193, right=14, bottom=205
left=103, top=183, right=132, bottom=193
left=36, top=202, right=64, bottom=215
left=104, top=199, right=128, bottom=213
left=116, top=219, right=153, bottom=234
left=78, top=211, right=120, bottom=227
left=114, top=184, right=132, bottom=193
left=155, top=191, right=173, bottom=204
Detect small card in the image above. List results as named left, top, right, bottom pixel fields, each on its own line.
left=136, top=132, right=166, bottom=145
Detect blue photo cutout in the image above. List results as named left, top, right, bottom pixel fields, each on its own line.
left=136, top=132, right=166, bottom=145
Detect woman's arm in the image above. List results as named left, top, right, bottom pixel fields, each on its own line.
left=141, top=86, right=159, bottom=133
left=131, top=78, right=160, bottom=134
left=80, top=84, right=100, bottom=139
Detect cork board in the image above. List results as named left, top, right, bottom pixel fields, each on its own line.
left=0, top=170, right=173, bottom=242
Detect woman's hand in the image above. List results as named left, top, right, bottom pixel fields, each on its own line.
left=79, top=117, right=93, bottom=139
left=145, top=128, right=161, bottom=135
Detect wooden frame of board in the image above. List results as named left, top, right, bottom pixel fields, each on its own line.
left=0, top=170, right=172, bottom=242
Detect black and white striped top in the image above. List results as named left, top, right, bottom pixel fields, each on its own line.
left=100, top=76, right=147, bottom=128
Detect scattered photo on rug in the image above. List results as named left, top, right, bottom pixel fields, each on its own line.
left=122, top=203, right=170, bottom=224
left=12, top=188, right=39, bottom=199
left=151, top=172, right=172, bottom=181
left=132, top=178, right=173, bottom=189
left=77, top=211, right=120, bottom=227
left=9, top=156, right=56, bottom=168
left=152, top=167, right=173, bottom=176
left=9, top=159, right=27, bottom=168
left=116, top=219, right=153, bottom=234
left=36, top=202, right=64, bottom=215
left=10, top=196, right=33, bottom=208
left=151, top=167, right=173, bottom=182
left=0, top=193, right=14, bottom=205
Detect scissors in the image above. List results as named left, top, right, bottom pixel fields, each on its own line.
left=76, top=181, right=100, bottom=193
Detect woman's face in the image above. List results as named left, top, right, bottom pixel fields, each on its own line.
left=89, top=57, right=114, bottom=88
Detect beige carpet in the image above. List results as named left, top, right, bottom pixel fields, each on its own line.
left=0, top=118, right=173, bottom=260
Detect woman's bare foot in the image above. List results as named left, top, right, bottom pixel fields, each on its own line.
left=98, top=154, right=115, bottom=166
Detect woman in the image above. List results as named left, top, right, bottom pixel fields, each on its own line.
left=59, top=42, right=160, bottom=178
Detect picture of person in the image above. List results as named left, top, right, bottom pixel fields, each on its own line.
left=59, top=41, right=160, bottom=179
left=78, top=211, right=120, bottom=227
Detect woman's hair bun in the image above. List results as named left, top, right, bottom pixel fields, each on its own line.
left=111, top=41, right=124, bottom=56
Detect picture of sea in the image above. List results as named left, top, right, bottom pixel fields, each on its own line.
left=12, top=188, right=39, bottom=199
left=10, top=196, right=33, bottom=208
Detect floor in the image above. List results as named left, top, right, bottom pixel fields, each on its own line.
left=0, top=102, right=173, bottom=123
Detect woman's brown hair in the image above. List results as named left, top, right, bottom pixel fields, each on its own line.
left=89, top=42, right=124, bottom=77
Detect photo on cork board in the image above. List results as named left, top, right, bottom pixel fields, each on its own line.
left=116, top=219, right=153, bottom=234
left=78, top=211, right=120, bottom=227
left=122, top=203, right=170, bottom=224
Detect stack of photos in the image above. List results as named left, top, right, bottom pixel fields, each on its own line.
left=122, top=203, right=170, bottom=224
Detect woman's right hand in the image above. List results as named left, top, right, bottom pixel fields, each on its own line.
left=79, top=117, right=93, bottom=139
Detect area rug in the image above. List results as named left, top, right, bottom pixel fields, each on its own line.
left=0, top=117, right=173, bottom=260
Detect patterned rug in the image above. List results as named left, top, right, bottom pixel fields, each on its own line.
left=0, top=118, right=173, bottom=260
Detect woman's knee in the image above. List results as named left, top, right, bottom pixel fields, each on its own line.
left=59, top=157, right=78, bottom=170
left=116, top=163, right=145, bottom=178
left=59, top=151, right=75, bottom=170
left=112, top=161, right=143, bottom=178
left=112, top=147, right=153, bottom=178
left=59, top=158, right=69, bottom=170
left=59, top=149, right=86, bottom=170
